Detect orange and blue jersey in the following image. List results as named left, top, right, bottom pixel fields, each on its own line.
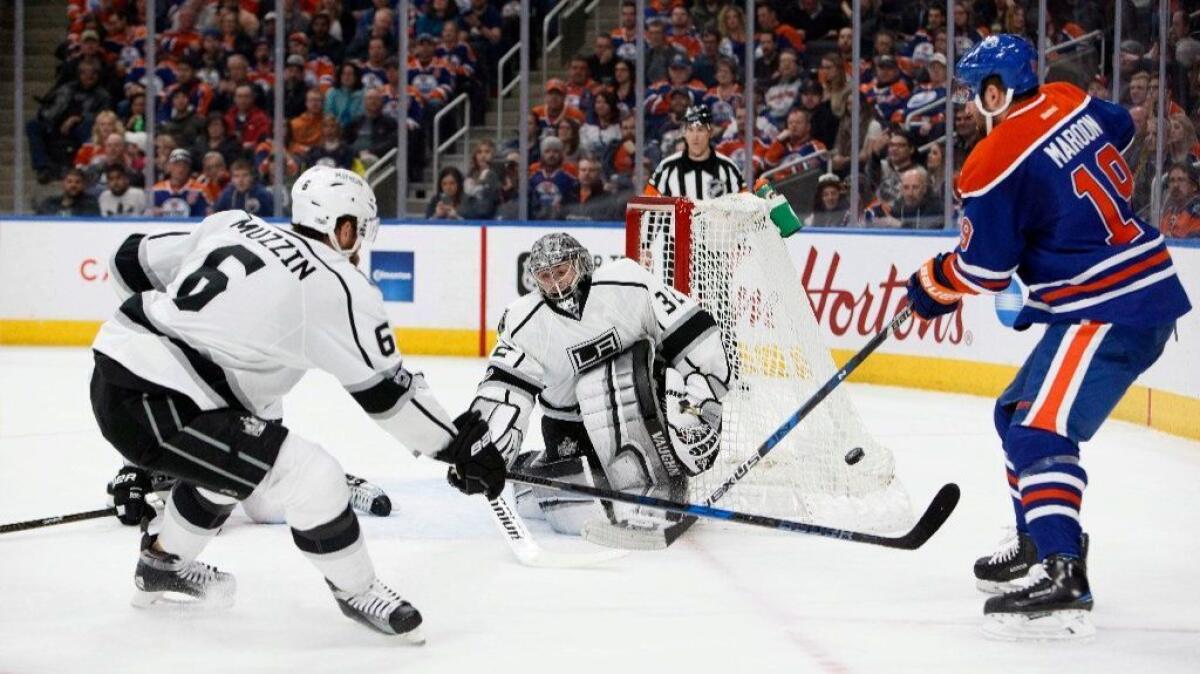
left=862, top=77, right=912, bottom=125
left=152, top=179, right=210, bottom=218
left=703, top=85, right=744, bottom=127
left=646, top=78, right=708, bottom=117
left=666, top=28, right=702, bottom=59
left=940, top=82, right=1190, bottom=329
left=407, top=57, right=455, bottom=104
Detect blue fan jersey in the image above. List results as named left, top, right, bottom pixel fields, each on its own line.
left=939, top=82, right=1191, bottom=329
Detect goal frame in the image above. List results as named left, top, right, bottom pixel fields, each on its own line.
left=623, top=193, right=914, bottom=531
left=625, top=196, right=695, bottom=294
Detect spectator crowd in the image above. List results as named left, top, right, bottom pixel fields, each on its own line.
left=23, top=0, right=1200, bottom=237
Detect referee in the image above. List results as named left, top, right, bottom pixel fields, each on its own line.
left=644, top=105, right=746, bottom=198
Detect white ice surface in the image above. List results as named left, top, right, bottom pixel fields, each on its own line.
left=1, top=347, right=1198, bottom=674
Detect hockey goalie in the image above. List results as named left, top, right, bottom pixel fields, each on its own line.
left=470, top=232, right=732, bottom=547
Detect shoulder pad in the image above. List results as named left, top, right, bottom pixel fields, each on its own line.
left=960, top=83, right=1089, bottom=198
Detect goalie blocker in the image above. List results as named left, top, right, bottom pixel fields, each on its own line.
left=470, top=233, right=730, bottom=539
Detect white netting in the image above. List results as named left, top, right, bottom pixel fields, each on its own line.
left=632, top=194, right=914, bottom=533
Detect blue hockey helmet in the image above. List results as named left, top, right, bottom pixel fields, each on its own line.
left=953, top=34, right=1038, bottom=133
left=954, top=34, right=1039, bottom=100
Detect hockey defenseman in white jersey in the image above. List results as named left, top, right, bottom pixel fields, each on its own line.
left=472, top=233, right=730, bottom=547
left=89, top=166, right=506, bottom=640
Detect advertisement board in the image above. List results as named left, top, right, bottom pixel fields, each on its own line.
left=1, top=217, right=1195, bottom=437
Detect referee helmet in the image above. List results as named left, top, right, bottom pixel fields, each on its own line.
left=684, top=104, right=713, bottom=128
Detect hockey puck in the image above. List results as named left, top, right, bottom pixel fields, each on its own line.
left=844, top=447, right=865, bottom=465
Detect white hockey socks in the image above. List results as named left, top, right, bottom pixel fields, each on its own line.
left=262, top=434, right=376, bottom=594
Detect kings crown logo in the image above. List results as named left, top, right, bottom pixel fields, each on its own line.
left=240, top=416, right=267, bottom=438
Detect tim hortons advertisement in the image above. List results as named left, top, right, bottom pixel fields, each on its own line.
left=0, top=219, right=178, bottom=320
left=787, top=232, right=1199, bottom=399
left=788, top=231, right=1040, bottom=364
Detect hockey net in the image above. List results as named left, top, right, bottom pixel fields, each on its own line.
left=626, top=194, right=913, bottom=533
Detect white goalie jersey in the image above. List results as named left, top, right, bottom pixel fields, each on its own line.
left=475, top=257, right=731, bottom=461
left=92, top=209, right=456, bottom=458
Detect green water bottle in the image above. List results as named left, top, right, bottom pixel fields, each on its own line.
left=754, top=178, right=803, bottom=238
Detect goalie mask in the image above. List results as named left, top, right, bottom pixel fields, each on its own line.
left=528, top=233, right=595, bottom=304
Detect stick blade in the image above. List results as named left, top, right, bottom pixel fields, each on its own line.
left=581, top=516, right=698, bottom=551
left=890, top=483, right=960, bottom=550
left=516, top=546, right=630, bottom=569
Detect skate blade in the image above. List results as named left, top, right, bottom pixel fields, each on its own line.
left=976, top=577, right=1036, bottom=594
left=131, top=588, right=235, bottom=611
left=399, top=626, right=427, bottom=646
left=982, top=610, right=1096, bottom=642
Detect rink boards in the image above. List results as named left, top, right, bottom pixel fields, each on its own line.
left=0, top=216, right=1196, bottom=439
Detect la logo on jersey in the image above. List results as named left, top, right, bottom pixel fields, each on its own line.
left=568, top=329, right=623, bottom=372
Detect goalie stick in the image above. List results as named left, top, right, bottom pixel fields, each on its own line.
left=511, top=470, right=959, bottom=550
left=0, top=507, right=118, bottom=534
left=582, top=306, right=915, bottom=550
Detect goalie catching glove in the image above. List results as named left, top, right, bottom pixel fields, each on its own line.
left=663, top=368, right=722, bottom=475
left=441, top=411, right=507, bottom=500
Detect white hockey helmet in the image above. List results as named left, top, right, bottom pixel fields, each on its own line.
left=291, top=165, right=380, bottom=257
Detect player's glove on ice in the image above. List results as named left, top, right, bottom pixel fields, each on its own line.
left=906, top=253, right=963, bottom=320
left=106, top=465, right=153, bottom=526
left=443, top=411, right=507, bottom=500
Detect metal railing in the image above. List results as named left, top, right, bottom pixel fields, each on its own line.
left=543, top=0, right=595, bottom=90
left=759, top=148, right=832, bottom=183
left=903, top=96, right=948, bottom=128
left=1046, top=29, right=1105, bottom=59
left=365, top=147, right=398, bottom=190
left=542, top=0, right=575, bottom=90
left=496, top=43, right=522, bottom=144
left=1045, top=29, right=1105, bottom=83
left=918, top=135, right=948, bottom=154
left=432, top=93, right=472, bottom=183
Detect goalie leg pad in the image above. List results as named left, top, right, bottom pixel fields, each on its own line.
left=576, top=341, right=690, bottom=530
left=512, top=449, right=605, bottom=536
left=576, top=340, right=684, bottom=490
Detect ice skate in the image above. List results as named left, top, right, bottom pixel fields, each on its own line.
left=982, top=555, right=1095, bottom=641
left=328, top=578, right=425, bottom=643
left=346, top=473, right=392, bottom=516
left=974, top=529, right=1039, bottom=593
left=975, top=529, right=1089, bottom=593
left=131, top=541, right=236, bottom=610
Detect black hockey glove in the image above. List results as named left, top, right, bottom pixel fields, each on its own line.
left=442, top=411, right=507, bottom=500
left=106, top=465, right=153, bottom=526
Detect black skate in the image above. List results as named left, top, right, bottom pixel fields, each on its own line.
left=132, top=539, right=236, bottom=609
left=327, top=579, right=424, bottom=642
left=346, top=473, right=392, bottom=517
left=982, top=555, right=1095, bottom=641
left=974, top=529, right=1089, bottom=593
left=974, top=529, right=1038, bottom=593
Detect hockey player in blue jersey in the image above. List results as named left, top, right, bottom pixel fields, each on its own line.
left=905, top=35, right=1192, bottom=640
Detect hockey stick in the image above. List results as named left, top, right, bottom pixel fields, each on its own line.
left=486, top=496, right=629, bottom=568
left=510, top=471, right=959, bottom=550
left=583, top=306, right=916, bottom=550
left=0, top=507, right=117, bottom=535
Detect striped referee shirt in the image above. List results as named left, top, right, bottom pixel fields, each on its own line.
left=644, top=149, right=746, bottom=199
